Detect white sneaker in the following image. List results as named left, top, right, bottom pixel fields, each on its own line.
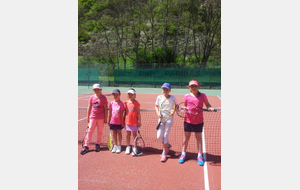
left=132, top=147, right=137, bottom=156
left=112, top=145, right=117, bottom=153
left=116, top=145, right=121, bottom=154
left=125, top=146, right=131, bottom=155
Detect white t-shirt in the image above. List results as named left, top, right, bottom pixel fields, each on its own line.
left=155, top=95, right=178, bottom=123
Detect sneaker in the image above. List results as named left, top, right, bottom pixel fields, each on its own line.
left=160, top=155, right=167, bottom=162
left=166, top=143, right=172, bottom=155
left=80, top=146, right=89, bottom=155
left=132, top=147, right=137, bottom=156
left=125, top=146, right=131, bottom=155
left=111, top=145, right=117, bottom=153
left=198, top=156, right=204, bottom=166
left=116, top=145, right=121, bottom=154
left=178, top=155, right=186, bottom=164
left=94, top=144, right=100, bottom=152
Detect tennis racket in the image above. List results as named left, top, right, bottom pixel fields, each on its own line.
left=82, top=126, right=89, bottom=148
left=176, top=102, right=221, bottom=118
left=156, top=98, right=176, bottom=130
left=132, top=128, right=145, bottom=156
left=108, top=130, right=113, bottom=150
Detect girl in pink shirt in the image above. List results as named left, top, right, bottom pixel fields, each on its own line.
left=80, top=83, right=108, bottom=155
left=124, top=88, right=141, bottom=156
left=108, top=89, right=125, bottom=154
left=178, top=79, right=214, bottom=165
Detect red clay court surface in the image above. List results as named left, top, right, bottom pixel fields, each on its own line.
left=78, top=91, right=221, bottom=190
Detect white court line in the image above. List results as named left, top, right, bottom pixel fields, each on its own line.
left=202, top=94, right=221, bottom=190
left=202, top=128, right=210, bottom=190
left=78, top=117, right=87, bottom=122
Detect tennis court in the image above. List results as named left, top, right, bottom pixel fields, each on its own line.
left=78, top=87, right=221, bottom=190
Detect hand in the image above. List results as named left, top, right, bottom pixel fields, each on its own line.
left=87, top=118, right=90, bottom=123
left=208, top=107, right=214, bottom=112
left=104, top=119, right=107, bottom=124
left=138, top=122, right=141, bottom=127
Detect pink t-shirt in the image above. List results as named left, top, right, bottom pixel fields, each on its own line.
left=109, top=101, right=125, bottom=125
left=184, top=93, right=208, bottom=124
left=89, top=95, right=108, bottom=119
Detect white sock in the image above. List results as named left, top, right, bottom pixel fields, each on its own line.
left=182, top=152, right=186, bottom=156
left=162, top=151, right=166, bottom=155
left=198, top=153, right=202, bottom=157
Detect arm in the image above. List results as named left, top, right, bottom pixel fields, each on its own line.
left=123, top=103, right=127, bottom=125
left=104, top=103, right=108, bottom=123
left=204, top=100, right=214, bottom=111
left=87, top=103, right=92, bottom=124
left=121, top=110, right=125, bottom=127
left=155, top=104, right=162, bottom=118
left=108, top=106, right=112, bottom=125
left=137, top=106, right=142, bottom=127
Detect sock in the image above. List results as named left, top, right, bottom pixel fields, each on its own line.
left=182, top=152, right=186, bottom=156
left=198, top=153, right=202, bottom=158
left=162, top=151, right=166, bottom=156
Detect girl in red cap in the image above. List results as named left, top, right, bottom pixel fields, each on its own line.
left=178, top=79, right=214, bottom=165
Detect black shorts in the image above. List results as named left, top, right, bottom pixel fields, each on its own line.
left=110, top=124, right=123, bottom=131
left=184, top=122, right=204, bottom=133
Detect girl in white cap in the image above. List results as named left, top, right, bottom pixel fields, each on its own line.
left=108, top=89, right=125, bottom=154
left=155, top=83, right=178, bottom=162
left=80, top=83, right=108, bottom=155
left=178, top=79, right=214, bottom=165
left=124, top=88, right=141, bottom=155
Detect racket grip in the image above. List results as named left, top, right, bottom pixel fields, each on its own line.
left=156, top=122, right=161, bottom=130
left=203, top=109, right=217, bottom=112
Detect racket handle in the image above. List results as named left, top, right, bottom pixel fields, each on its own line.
left=156, top=121, right=161, bottom=130
left=203, top=109, right=218, bottom=112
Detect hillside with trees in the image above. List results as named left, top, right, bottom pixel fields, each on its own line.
left=78, top=0, right=221, bottom=69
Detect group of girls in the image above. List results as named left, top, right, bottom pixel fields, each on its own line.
left=80, top=79, right=214, bottom=166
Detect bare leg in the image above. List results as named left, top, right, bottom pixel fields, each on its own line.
left=182, top=132, right=191, bottom=153
left=132, top=131, right=137, bottom=147
left=117, top=130, right=122, bottom=146
left=195, top=132, right=203, bottom=155
left=112, top=130, right=117, bottom=147
left=126, top=131, right=131, bottom=146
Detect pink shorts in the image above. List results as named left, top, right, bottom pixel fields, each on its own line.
left=124, top=124, right=138, bottom=131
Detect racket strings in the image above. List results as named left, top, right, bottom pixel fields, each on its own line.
left=160, top=99, right=176, bottom=117
left=134, top=137, right=144, bottom=155
left=177, top=102, right=199, bottom=118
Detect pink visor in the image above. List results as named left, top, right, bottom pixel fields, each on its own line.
left=189, top=81, right=199, bottom=86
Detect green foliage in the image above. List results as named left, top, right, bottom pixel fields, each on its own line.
left=78, top=29, right=91, bottom=43
left=83, top=20, right=97, bottom=31
left=78, top=0, right=221, bottom=68
left=79, top=0, right=96, bottom=9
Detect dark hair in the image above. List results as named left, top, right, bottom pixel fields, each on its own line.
left=113, top=89, right=121, bottom=95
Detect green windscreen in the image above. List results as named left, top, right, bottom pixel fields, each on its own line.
left=114, top=69, right=221, bottom=85
left=78, top=69, right=99, bottom=82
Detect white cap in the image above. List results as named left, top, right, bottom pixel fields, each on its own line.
left=92, top=84, right=102, bottom=89
left=112, top=90, right=120, bottom=94
left=127, top=89, right=135, bottom=94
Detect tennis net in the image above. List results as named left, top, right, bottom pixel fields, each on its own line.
left=78, top=107, right=221, bottom=163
